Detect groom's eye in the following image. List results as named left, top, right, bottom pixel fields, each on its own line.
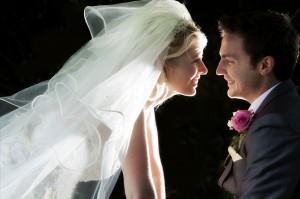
left=225, top=59, right=234, bottom=65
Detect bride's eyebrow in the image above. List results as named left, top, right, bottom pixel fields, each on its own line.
left=186, top=52, right=198, bottom=60
left=191, top=52, right=202, bottom=59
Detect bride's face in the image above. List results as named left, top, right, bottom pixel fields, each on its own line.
left=164, top=44, right=207, bottom=96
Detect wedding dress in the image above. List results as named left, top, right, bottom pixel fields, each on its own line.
left=0, top=0, right=193, bottom=198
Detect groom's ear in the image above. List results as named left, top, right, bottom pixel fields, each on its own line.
left=259, top=56, right=275, bottom=76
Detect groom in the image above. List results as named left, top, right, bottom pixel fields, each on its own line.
left=216, top=10, right=300, bottom=198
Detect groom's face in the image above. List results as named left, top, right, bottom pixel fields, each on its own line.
left=216, top=33, right=262, bottom=103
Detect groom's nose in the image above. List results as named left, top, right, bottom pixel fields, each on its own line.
left=216, top=60, right=225, bottom=75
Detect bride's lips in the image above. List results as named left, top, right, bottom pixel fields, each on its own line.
left=191, top=76, right=200, bottom=86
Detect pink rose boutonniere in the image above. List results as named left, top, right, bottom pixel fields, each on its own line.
left=228, top=109, right=254, bottom=133
left=227, top=109, right=254, bottom=151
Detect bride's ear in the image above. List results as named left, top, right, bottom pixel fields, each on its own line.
left=259, top=56, right=275, bottom=76
left=163, top=61, right=170, bottom=70
left=163, top=62, right=171, bottom=78
left=158, top=67, right=167, bottom=83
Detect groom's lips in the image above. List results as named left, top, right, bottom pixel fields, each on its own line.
left=225, top=78, right=235, bottom=86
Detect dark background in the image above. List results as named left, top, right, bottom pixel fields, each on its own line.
left=1, top=0, right=299, bottom=198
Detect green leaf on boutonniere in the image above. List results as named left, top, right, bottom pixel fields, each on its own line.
left=230, top=133, right=246, bottom=152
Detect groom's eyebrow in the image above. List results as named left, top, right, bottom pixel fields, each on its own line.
left=220, top=53, right=237, bottom=60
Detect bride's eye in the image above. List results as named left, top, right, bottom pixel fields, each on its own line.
left=193, top=59, right=201, bottom=66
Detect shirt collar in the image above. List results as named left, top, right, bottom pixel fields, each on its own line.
left=249, top=82, right=281, bottom=113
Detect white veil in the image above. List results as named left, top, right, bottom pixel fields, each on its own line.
left=0, top=0, right=193, bottom=198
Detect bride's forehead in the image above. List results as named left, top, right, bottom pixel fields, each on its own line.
left=186, top=45, right=202, bottom=57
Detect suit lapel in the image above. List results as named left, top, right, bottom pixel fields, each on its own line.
left=218, top=155, right=232, bottom=187
left=256, top=79, right=296, bottom=114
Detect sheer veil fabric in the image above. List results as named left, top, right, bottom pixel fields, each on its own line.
left=0, top=0, right=193, bottom=198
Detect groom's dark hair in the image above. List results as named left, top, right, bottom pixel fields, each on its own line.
left=218, top=10, right=299, bottom=81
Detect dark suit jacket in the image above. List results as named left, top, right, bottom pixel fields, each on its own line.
left=218, top=79, right=300, bottom=199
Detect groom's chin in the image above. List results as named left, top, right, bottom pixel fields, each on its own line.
left=227, top=90, right=234, bottom=98
left=229, top=95, right=247, bottom=101
left=227, top=92, right=245, bottom=101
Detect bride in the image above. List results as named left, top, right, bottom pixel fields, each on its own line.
left=0, top=0, right=208, bottom=198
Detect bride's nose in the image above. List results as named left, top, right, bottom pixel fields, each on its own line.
left=198, top=61, right=208, bottom=75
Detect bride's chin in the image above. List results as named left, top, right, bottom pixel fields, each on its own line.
left=181, top=90, right=197, bottom=97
